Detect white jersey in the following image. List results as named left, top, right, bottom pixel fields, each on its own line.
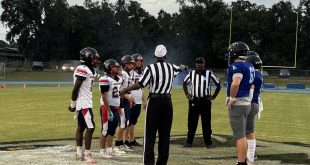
left=118, top=70, right=132, bottom=94
left=99, top=75, right=123, bottom=107
left=130, top=70, right=143, bottom=104
left=73, top=65, right=96, bottom=110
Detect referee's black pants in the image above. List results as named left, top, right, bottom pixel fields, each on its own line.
left=186, top=99, right=212, bottom=145
left=144, top=96, right=173, bottom=165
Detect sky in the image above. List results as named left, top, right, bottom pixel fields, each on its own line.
left=0, top=0, right=300, bottom=42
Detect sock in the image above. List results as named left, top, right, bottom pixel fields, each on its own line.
left=247, top=139, right=256, bottom=162
left=76, top=146, right=82, bottom=155
left=85, top=150, right=91, bottom=156
left=115, top=140, right=123, bottom=146
left=125, top=140, right=130, bottom=145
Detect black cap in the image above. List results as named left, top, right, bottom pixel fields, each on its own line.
left=195, top=57, right=205, bottom=64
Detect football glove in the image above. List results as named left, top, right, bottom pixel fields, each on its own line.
left=108, top=110, right=114, bottom=121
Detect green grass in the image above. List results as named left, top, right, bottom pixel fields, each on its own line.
left=0, top=86, right=309, bottom=145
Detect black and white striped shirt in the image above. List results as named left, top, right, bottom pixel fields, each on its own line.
left=184, top=69, right=220, bottom=98
left=138, top=61, right=180, bottom=94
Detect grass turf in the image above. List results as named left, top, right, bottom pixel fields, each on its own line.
left=0, top=86, right=309, bottom=145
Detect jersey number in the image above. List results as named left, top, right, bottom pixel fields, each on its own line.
left=112, top=86, right=119, bottom=98
left=249, top=67, right=255, bottom=83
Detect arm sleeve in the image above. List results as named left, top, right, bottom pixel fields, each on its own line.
left=183, top=72, right=190, bottom=83
left=100, top=85, right=110, bottom=94
left=138, top=66, right=151, bottom=87
left=172, top=64, right=180, bottom=77
left=75, top=68, right=88, bottom=78
left=210, top=72, right=220, bottom=85
left=75, top=75, right=86, bottom=80
left=99, top=78, right=110, bottom=94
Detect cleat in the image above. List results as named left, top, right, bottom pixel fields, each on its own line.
left=183, top=143, right=192, bottom=148
left=76, top=154, right=84, bottom=161
left=121, top=144, right=133, bottom=152
left=113, top=147, right=126, bottom=155
left=247, top=161, right=255, bottom=165
left=84, top=154, right=96, bottom=164
left=130, top=140, right=142, bottom=146
left=124, top=141, right=131, bottom=146
left=100, top=150, right=113, bottom=158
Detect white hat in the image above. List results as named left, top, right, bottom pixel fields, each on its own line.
left=154, top=44, right=167, bottom=57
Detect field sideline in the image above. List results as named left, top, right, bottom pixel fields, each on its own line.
left=0, top=86, right=309, bottom=164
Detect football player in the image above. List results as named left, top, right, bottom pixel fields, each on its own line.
left=68, top=47, right=100, bottom=163
left=245, top=53, right=263, bottom=165
left=115, top=55, right=135, bottom=152
left=225, top=42, right=255, bottom=165
left=99, top=59, right=127, bottom=157
left=126, top=54, right=146, bottom=146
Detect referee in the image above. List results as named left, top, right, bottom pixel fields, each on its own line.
left=183, top=57, right=221, bottom=149
left=120, top=44, right=186, bottom=165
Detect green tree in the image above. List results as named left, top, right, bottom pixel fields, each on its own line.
left=1, top=0, right=43, bottom=60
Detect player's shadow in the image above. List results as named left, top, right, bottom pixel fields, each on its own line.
left=169, top=134, right=236, bottom=148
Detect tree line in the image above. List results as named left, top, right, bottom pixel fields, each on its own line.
left=1, top=0, right=310, bottom=69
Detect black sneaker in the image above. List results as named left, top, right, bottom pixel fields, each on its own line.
left=130, top=139, right=142, bottom=146
left=124, top=140, right=131, bottom=146
left=183, top=143, right=192, bottom=148
left=206, top=144, right=213, bottom=149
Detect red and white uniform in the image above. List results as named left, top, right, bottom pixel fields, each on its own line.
left=99, top=75, right=123, bottom=107
left=130, top=70, right=143, bottom=104
left=74, top=65, right=96, bottom=110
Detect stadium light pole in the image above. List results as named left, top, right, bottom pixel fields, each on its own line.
left=293, top=8, right=298, bottom=68
left=227, top=3, right=233, bottom=66
left=228, top=3, right=233, bottom=47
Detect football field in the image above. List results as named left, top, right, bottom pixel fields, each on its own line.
left=0, top=85, right=309, bottom=164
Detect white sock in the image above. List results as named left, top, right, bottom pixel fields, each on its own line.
left=85, top=150, right=91, bottom=156
left=247, top=139, right=256, bottom=162
left=76, top=146, right=82, bottom=155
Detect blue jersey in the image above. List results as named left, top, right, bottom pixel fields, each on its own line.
left=252, top=70, right=263, bottom=104
left=227, top=62, right=255, bottom=98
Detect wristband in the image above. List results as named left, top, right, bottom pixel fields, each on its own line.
left=229, top=97, right=236, bottom=101
left=71, top=100, right=76, bottom=108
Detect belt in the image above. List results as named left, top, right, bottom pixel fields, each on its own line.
left=149, top=93, right=171, bottom=98
left=192, top=96, right=211, bottom=102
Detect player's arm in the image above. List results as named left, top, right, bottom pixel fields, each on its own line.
left=183, top=73, right=192, bottom=100
left=68, top=76, right=85, bottom=112
left=99, top=81, right=112, bottom=112
left=227, top=73, right=242, bottom=108
left=210, top=73, right=221, bottom=100
left=102, top=92, right=112, bottom=112
left=142, top=89, right=147, bottom=109
left=230, top=74, right=242, bottom=98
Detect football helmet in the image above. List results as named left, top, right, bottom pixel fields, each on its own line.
left=121, top=55, right=134, bottom=71
left=103, top=59, right=120, bottom=74
left=226, top=42, right=249, bottom=60
left=247, top=51, right=259, bottom=57
left=246, top=55, right=262, bottom=70
left=132, top=54, right=144, bottom=61
left=121, top=55, right=134, bottom=64
left=80, top=47, right=100, bottom=67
